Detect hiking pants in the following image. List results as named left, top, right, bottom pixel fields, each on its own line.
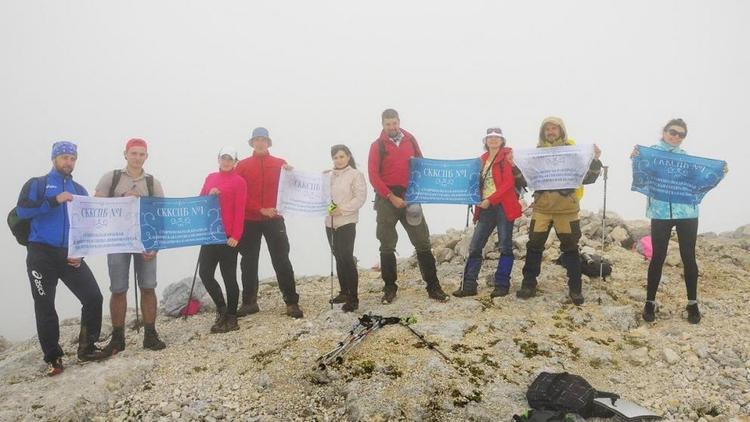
left=238, top=219, right=299, bottom=305
left=522, top=211, right=582, bottom=292
left=461, top=204, right=515, bottom=291
left=647, top=218, right=699, bottom=301
left=374, top=195, right=436, bottom=288
left=199, top=244, right=240, bottom=314
left=326, top=223, right=359, bottom=300
left=26, top=242, right=103, bottom=363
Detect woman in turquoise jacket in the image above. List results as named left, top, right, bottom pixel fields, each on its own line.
left=631, top=118, right=727, bottom=324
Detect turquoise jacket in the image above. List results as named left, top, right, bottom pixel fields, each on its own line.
left=644, top=140, right=699, bottom=220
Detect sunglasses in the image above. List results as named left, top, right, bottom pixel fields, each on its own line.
left=667, top=129, right=686, bottom=139
left=486, top=128, right=503, bottom=135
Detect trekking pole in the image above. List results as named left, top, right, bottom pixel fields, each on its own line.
left=399, top=317, right=451, bottom=363
left=600, top=165, right=609, bottom=280
left=465, top=205, right=472, bottom=228
left=133, top=260, right=140, bottom=333
left=329, top=214, right=335, bottom=310
left=183, top=255, right=201, bottom=320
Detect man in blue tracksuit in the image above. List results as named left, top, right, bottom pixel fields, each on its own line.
left=16, top=141, right=108, bottom=376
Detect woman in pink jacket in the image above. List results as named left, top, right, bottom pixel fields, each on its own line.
left=326, top=145, right=367, bottom=312
left=199, top=147, right=247, bottom=333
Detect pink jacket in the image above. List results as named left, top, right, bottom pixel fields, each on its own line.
left=200, top=170, right=248, bottom=241
left=325, top=166, right=367, bottom=229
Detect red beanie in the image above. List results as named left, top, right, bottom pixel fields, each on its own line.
left=125, top=138, right=148, bottom=151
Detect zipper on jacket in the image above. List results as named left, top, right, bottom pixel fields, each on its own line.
left=61, top=177, right=68, bottom=247
left=260, top=156, right=265, bottom=216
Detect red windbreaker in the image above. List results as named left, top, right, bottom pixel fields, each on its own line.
left=474, top=148, right=522, bottom=222
left=367, top=129, right=422, bottom=198
left=235, top=152, right=287, bottom=221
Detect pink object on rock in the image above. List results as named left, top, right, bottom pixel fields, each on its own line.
left=180, top=298, right=202, bottom=316
left=639, top=236, right=653, bottom=260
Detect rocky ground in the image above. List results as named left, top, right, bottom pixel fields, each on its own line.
left=1, top=211, right=749, bottom=421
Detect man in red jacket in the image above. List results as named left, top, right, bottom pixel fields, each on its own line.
left=235, top=127, right=303, bottom=318
left=368, top=109, right=449, bottom=304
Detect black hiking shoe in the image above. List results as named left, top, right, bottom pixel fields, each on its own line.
left=452, top=288, right=477, bottom=298
left=381, top=286, right=397, bottom=304
left=342, top=299, right=359, bottom=313
left=143, top=329, right=166, bottom=351
left=490, top=287, right=510, bottom=298
left=237, top=301, right=260, bottom=317
left=47, top=358, right=64, bottom=377
left=77, top=344, right=109, bottom=362
left=77, top=326, right=110, bottom=362
left=286, top=303, right=304, bottom=319
left=427, top=286, right=449, bottom=302
left=642, top=302, right=656, bottom=322
left=516, top=285, right=537, bottom=299
left=102, top=328, right=126, bottom=356
left=569, top=291, right=585, bottom=306
left=224, top=314, right=240, bottom=332
left=329, top=292, right=347, bottom=304
left=210, top=313, right=228, bottom=334
left=686, top=303, right=701, bottom=324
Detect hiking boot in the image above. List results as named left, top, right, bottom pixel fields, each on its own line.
left=224, top=314, right=240, bottom=332
left=329, top=292, right=347, bottom=304
left=686, top=303, right=701, bottom=324
left=102, top=327, right=126, bottom=356
left=143, top=328, right=166, bottom=350
left=516, top=279, right=537, bottom=299
left=381, top=286, right=397, bottom=304
left=77, top=326, right=109, bottom=362
left=47, top=358, right=64, bottom=377
left=642, top=302, right=656, bottom=322
left=427, top=285, right=449, bottom=302
left=569, top=291, right=585, bottom=306
left=286, top=303, right=304, bottom=319
left=452, top=288, right=477, bottom=298
left=342, top=298, right=359, bottom=313
left=490, top=286, right=510, bottom=298
left=237, top=301, right=260, bottom=317
left=210, top=313, right=228, bottom=334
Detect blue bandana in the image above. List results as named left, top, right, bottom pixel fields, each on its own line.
left=51, top=141, right=78, bottom=159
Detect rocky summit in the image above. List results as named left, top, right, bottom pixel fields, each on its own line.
left=1, top=211, right=749, bottom=421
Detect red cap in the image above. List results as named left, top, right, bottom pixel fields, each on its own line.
left=125, top=138, right=148, bottom=151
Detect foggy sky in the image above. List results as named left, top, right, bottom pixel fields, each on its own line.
left=1, top=1, right=747, bottom=340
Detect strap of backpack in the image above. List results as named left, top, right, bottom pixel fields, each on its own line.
left=108, top=170, right=122, bottom=198
left=145, top=174, right=154, bottom=197
left=36, top=175, right=48, bottom=202
left=595, top=390, right=620, bottom=403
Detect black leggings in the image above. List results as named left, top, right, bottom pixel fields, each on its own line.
left=647, top=218, right=699, bottom=301
left=326, top=223, right=359, bottom=299
left=199, top=244, right=240, bottom=314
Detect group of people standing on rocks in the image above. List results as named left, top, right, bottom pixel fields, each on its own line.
left=16, top=109, right=722, bottom=376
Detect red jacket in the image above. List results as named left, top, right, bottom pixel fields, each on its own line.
left=474, top=148, right=522, bottom=222
left=200, top=170, right=247, bottom=240
left=235, top=152, right=287, bottom=221
left=367, top=129, right=423, bottom=198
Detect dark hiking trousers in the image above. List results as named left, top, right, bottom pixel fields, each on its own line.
left=239, top=219, right=299, bottom=305
left=647, top=218, right=699, bottom=301
left=26, top=242, right=103, bottom=363
left=522, top=211, right=583, bottom=292
left=374, top=195, right=438, bottom=289
left=199, top=243, right=240, bottom=314
left=326, top=223, right=359, bottom=300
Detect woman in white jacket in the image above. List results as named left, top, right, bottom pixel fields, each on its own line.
left=326, top=145, right=368, bottom=312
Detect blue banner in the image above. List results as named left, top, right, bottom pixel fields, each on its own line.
left=405, top=158, right=481, bottom=204
left=631, top=145, right=726, bottom=205
left=140, top=196, right=227, bottom=250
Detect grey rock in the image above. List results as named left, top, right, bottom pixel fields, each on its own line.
left=602, top=306, right=638, bottom=331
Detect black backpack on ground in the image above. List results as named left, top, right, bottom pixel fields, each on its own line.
left=580, top=252, right=612, bottom=278
left=8, top=175, right=48, bottom=246
left=109, top=169, right=154, bottom=197
left=526, top=372, right=619, bottom=418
